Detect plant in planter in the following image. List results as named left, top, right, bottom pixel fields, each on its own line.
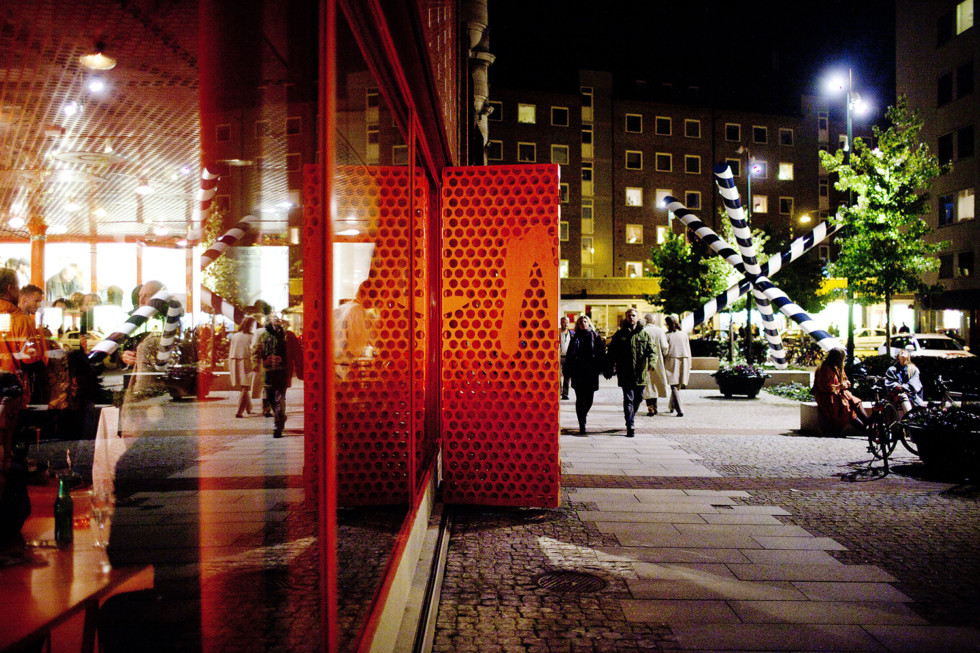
left=164, top=326, right=226, bottom=400
left=712, top=364, right=770, bottom=398
left=903, top=404, right=980, bottom=475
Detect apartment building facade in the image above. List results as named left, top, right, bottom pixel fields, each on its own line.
left=897, top=0, right=979, bottom=351
left=488, top=70, right=858, bottom=334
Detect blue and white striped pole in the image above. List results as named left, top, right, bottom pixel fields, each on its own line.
left=714, top=164, right=786, bottom=368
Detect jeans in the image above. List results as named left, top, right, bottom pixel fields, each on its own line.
left=621, top=386, right=644, bottom=428
left=575, top=389, right=595, bottom=427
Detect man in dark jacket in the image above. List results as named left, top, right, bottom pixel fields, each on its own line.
left=607, top=308, right=654, bottom=437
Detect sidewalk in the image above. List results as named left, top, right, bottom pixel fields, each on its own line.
left=434, top=379, right=980, bottom=652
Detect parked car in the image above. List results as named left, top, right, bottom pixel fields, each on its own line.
left=854, top=328, right=888, bottom=350
left=59, top=330, right=105, bottom=353
left=878, top=333, right=975, bottom=359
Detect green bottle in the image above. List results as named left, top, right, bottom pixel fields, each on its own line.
left=54, top=475, right=74, bottom=549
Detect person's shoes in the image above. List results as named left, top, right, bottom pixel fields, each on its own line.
left=561, top=395, right=569, bottom=400
left=264, top=410, right=273, bottom=417
left=647, top=409, right=657, bottom=416
left=676, top=411, right=684, bottom=417
left=625, top=426, right=634, bottom=438
left=273, top=430, right=283, bottom=438
left=235, top=412, right=244, bottom=418
left=578, top=424, right=586, bottom=435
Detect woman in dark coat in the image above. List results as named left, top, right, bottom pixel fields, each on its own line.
left=564, top=315, right=605, bottom=435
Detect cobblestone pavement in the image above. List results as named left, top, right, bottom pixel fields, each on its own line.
left=433, top=379, right=980, bottom=652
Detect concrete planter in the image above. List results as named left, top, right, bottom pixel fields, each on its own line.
left=713, top=375, right=767, bottom=398
left=688, top=369, right=813, bottom=390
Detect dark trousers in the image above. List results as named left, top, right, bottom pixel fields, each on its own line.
left=264, top=370, right=288, bottom=435
left=574, top=389, right=595, bottom=427
left=560, top=356, right=570, bottom=397
left=621, top=386, right=644, bottom=428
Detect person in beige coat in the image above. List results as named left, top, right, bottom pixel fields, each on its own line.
left=664, top=314, right=692, bottom=417
left=641, top=313, right=669, bottom=415
left=228, top=317, right=255, bottom=417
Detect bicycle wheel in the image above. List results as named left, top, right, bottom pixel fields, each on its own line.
left=880, top=403, right=900, bottom=458
left=897, top=407, right=922, bottom=455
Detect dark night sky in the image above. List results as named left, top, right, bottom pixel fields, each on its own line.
left=488, top=0, right=897, bottom=116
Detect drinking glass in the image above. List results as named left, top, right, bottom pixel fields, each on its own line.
left=89, top=491, right=115, bottom=548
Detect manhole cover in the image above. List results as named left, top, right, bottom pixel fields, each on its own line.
left=534, top=570, right=608, bottom=594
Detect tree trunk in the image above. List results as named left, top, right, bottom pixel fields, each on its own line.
left=884, top=292, right=892, bottom=357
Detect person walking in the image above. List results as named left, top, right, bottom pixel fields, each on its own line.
left=664, top=315, right=692, bottom=417
left=228, top=317, right=256, bottom=418
left=641, top=313, right=669, bottom=416
left=607, top=308, right=654, bottom=438
left=254, top=316, right=291, bottom=438
left=559, top=316, right=572, bottom=399
left=564, top=315, right=605, bottom=435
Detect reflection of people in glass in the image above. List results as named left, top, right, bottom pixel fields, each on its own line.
left=333, top=280, right=372, bottom=378
left=121, top=280, right=165, bottom=399
left=253, top=316, right=290, bottom=438
left=229, top=317, right=255, bottom=418
left=17, top=284, right=49, bottom=404
left=45, top=266, right=81, bottom=302
left=0, top=269, right=38, bottom=468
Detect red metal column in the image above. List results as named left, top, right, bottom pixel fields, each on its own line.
left=440, top=164, right=562, bottom=507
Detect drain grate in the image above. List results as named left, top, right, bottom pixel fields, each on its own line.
left=534, top=570, right=608, bottom=594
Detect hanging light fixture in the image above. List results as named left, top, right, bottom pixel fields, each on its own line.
left=135, top=179, right=155, bottom=195
left=80, top=41, right=116, bottom=71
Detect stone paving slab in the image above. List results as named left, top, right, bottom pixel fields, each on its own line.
left=791, top=581, right=912, bottom=602
left=628, top=578, right=807, bottom=601
left=669, top=623, right=887, bottom=651
left=861, top=625, right=980, bottom=652
left=630, top=562, right=737, bottom=581
left=593, top=546, right=754, bottom=565
left=728, top=600, right=927, bottom=625
left=728, top=563, right=898, bottom=583
left=752, top=535, right=848, bottom=550
left=738, top=549, right=844, bottom=565
left=621, top=599, right=741, bottom=624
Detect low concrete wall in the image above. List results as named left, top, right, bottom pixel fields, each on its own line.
left=800, top=401, right=871, bottom=437
left=691, top=357, right=719, bottom=371
left=688, top=369, right=813, bottom=390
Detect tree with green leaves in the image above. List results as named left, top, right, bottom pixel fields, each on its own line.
left=818, top=96, right=949, bottom=354
left=645, top=230, right=715, bottom=316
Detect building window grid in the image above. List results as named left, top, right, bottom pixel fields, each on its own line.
left=725, top=123, right=741, bottom=142
left=559, top=183, right=570, bottom=204
left=626, top=224, right=643, bottom=244
left=559, top=221, right=569, bottom=241
left=684, top=155, right=701, bottom=174
left=551, top=106, right=569, bottom=127
left=488, top=100, right=502, bottom=121
left=552, top=144, right=570, bottom=165
left=779, top=128, right=794, bottom=146
left=753, top=126, right=768, bottom=144
left=517, top=142, right=536, bottom=162
left=779, top=196, right=794, bottom=215
left=518, top=103, right=537, bottom=124
left=625, top=150, right=643, bottom=170
left=685, top=191, right=701, bottom=209
left=655, top=116, right=672, bottom=136
left=684, top=119, right=701, bottom=138
left=487, top=140, right=503, bottom=161
left=626, top=187, right=643, bottom=207
left=625, top=113, right=643, bottom=133
left=655, top=152, right=672, bottom=172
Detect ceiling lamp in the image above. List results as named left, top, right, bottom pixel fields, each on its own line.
left=135, top=179, right=155, bottom=195
left=7, top=217, right=26, bottom=229
left=65, top=199, right=80, bottom=212
left=80, top=42, right=116, bottom=71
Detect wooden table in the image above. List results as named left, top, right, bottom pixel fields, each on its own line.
left=0, top=490, right=152, bottom=653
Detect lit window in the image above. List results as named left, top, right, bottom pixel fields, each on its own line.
left=751, top=161, right=768, bottom=178
left=626, top=114, right=642, bottom=133
left=655, top=189, right=673, bottom=208
left=685, top=155, right=700, bottom=174
left=488, top=100, right=503, bottom=121
left=559, top=259, right=569, bottom=278
left=560, top=221, right=570, bottom=241
left=552, top=144, right=570, bottom=165
left=626, top=261, right=643, bottom=278
left=581, top=86, right=594, bottom=123
left=626, top=150, right=643, bottom=170
left=753, top=195, right=768, bottom=213
left=779, top=128, right=794, bottom=146
left=582, top=163, right=593, bottom=181
left=581, top=127, right=593, bottom=158
left=581, top=236, right=594, bottom=264
left=626, top=187, right=643, bottom=207
left=657, top=226, right=668, bottom=244
left=778, top=162, right=794, bottom=180
left=779, top=196, right=794, bottom=215
left=552, top=106, right=569, bottom=126
left=957, top=0, right=973, bottom=34
left=560, top=183, right=569, bottom=204
left=582, top=217, right=594, bottom=234
left=725, top=123, right=741, bottom=142
left=517, top=142, right=536, bottom=162
left=581, top=266, right=594, bottom=278
left=518, top=103, right=536, bottom=123
left=685, top=191, right=701, bottom=209
left=581, top=199, right=593, bottom=221
left=753, top=126, right=768, bottom=144
left=958, top=188, right=975, bottom=220
left=626, top=224, right=643, bottom=244
left=655, top=153, right=671, bottom=172
left=655, top=116, right=671, bottom=136
left=487, top=140, right=503, bottom=161
left=685, top=119, right=701, bottom=138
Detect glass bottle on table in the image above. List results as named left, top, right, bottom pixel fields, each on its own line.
left=54, top=475, right=74, bottom=549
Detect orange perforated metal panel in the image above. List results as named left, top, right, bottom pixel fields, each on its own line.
left=302, top=164, right=327, bottom=497
left=440, top=164, right=561, bottom=507
left=332, top=165, right=428, bottom=506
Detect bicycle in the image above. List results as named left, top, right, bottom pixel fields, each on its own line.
left=863, top=377, right=901, bottom=469
left=898, top=375, right=980, bottom=456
